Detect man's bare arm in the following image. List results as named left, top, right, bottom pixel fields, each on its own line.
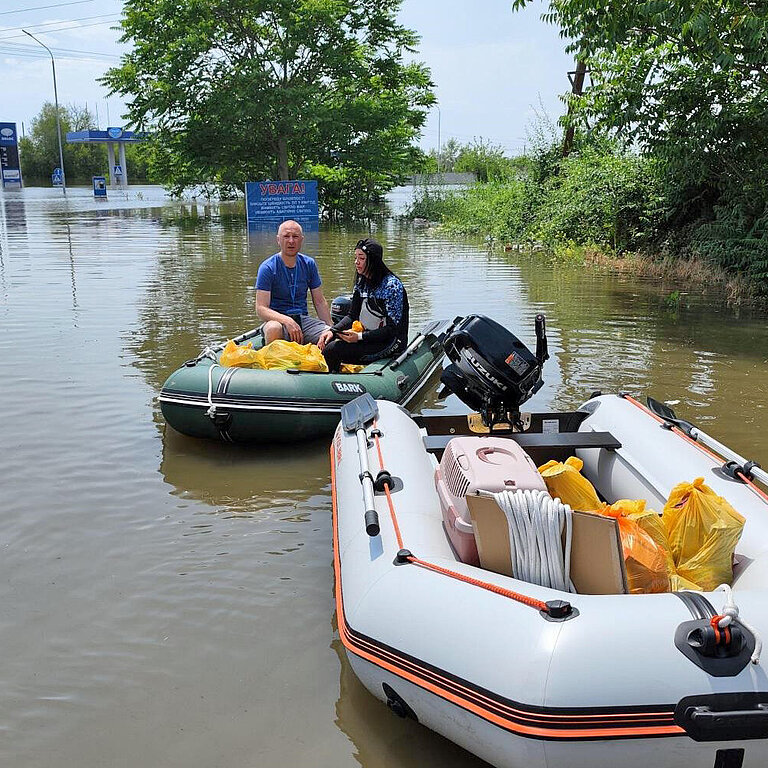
left=256, top=290, right=289, bottom=324
left=310, top=286, right=332, bottom=325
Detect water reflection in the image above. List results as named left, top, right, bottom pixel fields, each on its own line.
left=332, top=639, right=490, bottom=768
left=2, top=193, right=27, bottom=233
left=160, top=425, right=330, bottom=514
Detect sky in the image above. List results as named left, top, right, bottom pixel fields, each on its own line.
left=2, top=0, right=573, bottom=156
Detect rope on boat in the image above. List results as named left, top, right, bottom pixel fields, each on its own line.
left=480, top=489, right=574, bottom=593
left=369, top=424, right=554, bottom=617
left=205, top=362, right=222, bottom=418
left=405, top=556, right=552, bottom=612
left=715, top=583, right=762, bottom=665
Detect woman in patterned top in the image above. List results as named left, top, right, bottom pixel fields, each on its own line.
left=318, top=238, right=409, bottom=372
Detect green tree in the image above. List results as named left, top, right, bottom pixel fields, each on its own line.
left=430, top=137, right=461, bottom=173
left=19, top=102, right=109, bottom=183
left=102, top=0, right=434, bottom=215
left=521, top=0, right=768, bottom=190
left=513, top=0, right=768, bottom=280
left=455, top=138, right=513, bottom=182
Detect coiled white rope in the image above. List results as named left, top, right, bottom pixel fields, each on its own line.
left=715, top=583, right=762, bottom=665
left=480, top=489, right=574, bottom=593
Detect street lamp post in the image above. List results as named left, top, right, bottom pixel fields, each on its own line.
left=23, top=29, right=66, bottom=195
left=435, top=104, right=441, bottom=175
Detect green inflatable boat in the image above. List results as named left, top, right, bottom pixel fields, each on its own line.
left=158, top=319, right=453, bottom=443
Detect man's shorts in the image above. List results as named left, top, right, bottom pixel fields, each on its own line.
left=283, top=315, right=328, bottom=345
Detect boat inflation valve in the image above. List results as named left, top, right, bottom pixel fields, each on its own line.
left=382, top=683, right=418, bottom=721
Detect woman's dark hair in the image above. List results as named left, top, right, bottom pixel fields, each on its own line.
left=355, top=238, right=392, bottom=287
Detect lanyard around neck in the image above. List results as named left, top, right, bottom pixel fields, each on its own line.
left=281, top=255, right=300, bottom=307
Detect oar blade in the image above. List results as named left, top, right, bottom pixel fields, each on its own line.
left=646, top=396, right=678, bottom=421
left=341, top=393, right=379, bottom=433
left=646, top=395, right=696, bottom=436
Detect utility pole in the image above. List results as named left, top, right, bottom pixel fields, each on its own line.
left=435, top=104, right=442, bottom=175
left=562, top=58, right=587, bottom=158
left=23, top=29, right=66, bottom=194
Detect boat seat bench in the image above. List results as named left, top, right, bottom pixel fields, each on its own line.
left=423, top=431, right=621, bottom=463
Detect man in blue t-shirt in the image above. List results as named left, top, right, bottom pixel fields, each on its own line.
left=255, top=220, right=332, bottom=344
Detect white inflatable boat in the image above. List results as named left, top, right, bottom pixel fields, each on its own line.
left=330, top=315, right=768, bottom=768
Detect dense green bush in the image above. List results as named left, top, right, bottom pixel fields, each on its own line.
left=531, top=147, right=668, bottom=251
left=409, top=139, right=670, bottom=253
left=409, top=133, right=766, bottom=294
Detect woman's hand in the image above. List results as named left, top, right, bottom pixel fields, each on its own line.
left=338, top=330, right=361, bottom=343
left=317, top=328, right=334, bottom=351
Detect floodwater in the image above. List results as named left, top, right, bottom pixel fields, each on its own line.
left=1, top=185, right=767, bottom=768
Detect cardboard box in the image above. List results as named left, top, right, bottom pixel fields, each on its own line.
left=466, top=494, right=628, bottom=594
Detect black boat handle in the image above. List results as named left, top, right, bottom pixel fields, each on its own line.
left=676, top=694, right=768, bottom=741
left=689, top=704, right=768, bottom=729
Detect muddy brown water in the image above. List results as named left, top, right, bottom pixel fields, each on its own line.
left=1, top=186, right=767, bottom=767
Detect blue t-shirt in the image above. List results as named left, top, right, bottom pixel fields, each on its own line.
left=255, top=252, right=321, bottom=315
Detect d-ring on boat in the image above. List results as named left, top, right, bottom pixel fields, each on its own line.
left=331, top=314, right=768, bottom=768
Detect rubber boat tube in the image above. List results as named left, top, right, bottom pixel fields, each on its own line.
left=331, top=394, right=768, bottom=768
left=158, top=320, right=451, bottom=443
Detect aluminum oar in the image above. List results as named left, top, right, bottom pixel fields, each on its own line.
left=341, top=394, right=381, bottom=536
left=646, top=397, right=768, bottom=487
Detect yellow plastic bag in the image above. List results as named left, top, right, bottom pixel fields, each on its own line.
left=351, top=320, right=364, bottom=333
left=662, top=478, right=745, bottom=590
left=627, top=503, right=703, bottom=591
left=595, top=500, right=671, bottom=594
left=339, top=363, right=364, bottom=374
left=628, top=503, right=675, bottom=567
left=219, top=339, right=262, bottom=368
left=254, top=340, right=329, bottom=372
left=538, top=456, right=601, bottom=511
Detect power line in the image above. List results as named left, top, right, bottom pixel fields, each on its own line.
left=0, top=39, right=121, bottom=59
left=1, top=17, right=121, bottom=40
left=0, top=0, right=95, bottom=16
left=0, top=45, right=117, bottom=61
left=1, top=12, right=121, bottom=35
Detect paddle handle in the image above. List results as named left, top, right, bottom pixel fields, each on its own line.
left=365, top=509, right=380, bottom=537
left=356, top=428, right=381, bottom=537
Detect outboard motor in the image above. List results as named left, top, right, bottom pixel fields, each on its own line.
left=440, top=314, right=549, bottom=430
left=331, top=294, right=352, bottom=325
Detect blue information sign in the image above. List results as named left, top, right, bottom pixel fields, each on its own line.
left=51, top=167, right=63, bottom=186
left=92, top=176, right=107, bottom=198
left=245, top=180, right=319, bottom=225
left=0, top=122, right=22, bottom=188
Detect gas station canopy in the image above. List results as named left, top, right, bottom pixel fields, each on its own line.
left=66, top=127, right=146, bottom=187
